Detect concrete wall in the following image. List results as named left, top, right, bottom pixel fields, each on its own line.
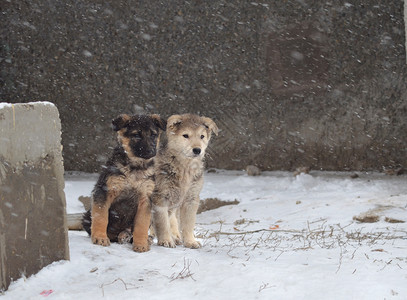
left=1, top=1, right=406, bottom=172
left=0, top=102, right=69, bottom=292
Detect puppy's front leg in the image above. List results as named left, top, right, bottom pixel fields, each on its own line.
left=169, top=208, right=182, bottom=245
left=132, top=197, right=151, bottom=252
left=91, top=201, right=111, bottom=246
left=152, top=204, right=176, bottom=248
left=180, top=198, right=201, bottom=249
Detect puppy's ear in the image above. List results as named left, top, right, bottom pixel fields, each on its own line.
left=112, top=114, right=131, bottom=131
left=201, top=117, right=219, bottom=136
left=167, top=114, right=183, bottom=131
left=150, top=114, right=167, bottom=131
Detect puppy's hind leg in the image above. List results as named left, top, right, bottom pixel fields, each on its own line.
left=152, top=205, right=176, bottom=248
left=117, top=228, right=132, bottom=244
left=180, top=198, right=201, bottom=249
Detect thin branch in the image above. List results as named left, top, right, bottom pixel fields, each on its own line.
left=100, top=278, right=137, bottom=297
left=170, top=258, right=196, bottom=282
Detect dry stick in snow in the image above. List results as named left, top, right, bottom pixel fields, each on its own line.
left=170, top=258, right=196, bottom=282
left=100, top=278, right=138, bottom=297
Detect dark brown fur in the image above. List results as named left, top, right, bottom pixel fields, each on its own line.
left=82, top=114, right=166, bottom=252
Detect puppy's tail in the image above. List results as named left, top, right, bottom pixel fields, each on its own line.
left=82, top=209, right=92, bottom=235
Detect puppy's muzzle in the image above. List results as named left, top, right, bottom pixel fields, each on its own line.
left=144, top=148, right=156, bottom=158
left=192, top=148, right=201, bottom=156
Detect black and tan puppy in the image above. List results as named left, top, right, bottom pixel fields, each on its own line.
left=82, top=114, right=166, bottom=252
left=151, top=114, right=218, bottom=249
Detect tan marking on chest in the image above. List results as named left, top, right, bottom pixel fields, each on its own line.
left=107, top=167, right=155, bottom=198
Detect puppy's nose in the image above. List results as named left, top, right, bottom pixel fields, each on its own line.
left=193, top=148, right=201, bottom=155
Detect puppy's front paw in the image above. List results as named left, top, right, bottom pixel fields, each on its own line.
left=174, top=236, right=183, bottom=245
left=91, top=234, right=111, bottom=246
left=172, top=233, right=182, bottom=245
left=158, top=239, right=176, bottom=248
left=184, top=240, right=201, bottom=249
left=133, top=241, right=150, bottom=253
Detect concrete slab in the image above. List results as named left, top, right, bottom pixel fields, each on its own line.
left=0, top=102, right=69, bottom=292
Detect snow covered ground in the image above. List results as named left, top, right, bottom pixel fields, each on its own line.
left=2, top=170, right=407, bottom=299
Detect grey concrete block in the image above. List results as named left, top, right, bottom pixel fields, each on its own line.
left=0, top=102, right=69, bottom=292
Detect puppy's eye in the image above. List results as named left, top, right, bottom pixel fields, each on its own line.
left=133, top=133, right=141, bottom=139
left=200, top=135, right=205, bottom=139
left=183, top=134, right=189, bottom=139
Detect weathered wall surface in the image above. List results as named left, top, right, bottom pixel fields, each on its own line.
left=0, top=102, right=69, bottom=291
left=1, top=1, right=406, bottom=172
left=405, top=0, right=407, bottom=63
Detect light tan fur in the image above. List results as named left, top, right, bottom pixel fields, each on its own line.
left=151, top=114, right=218, bottom=248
